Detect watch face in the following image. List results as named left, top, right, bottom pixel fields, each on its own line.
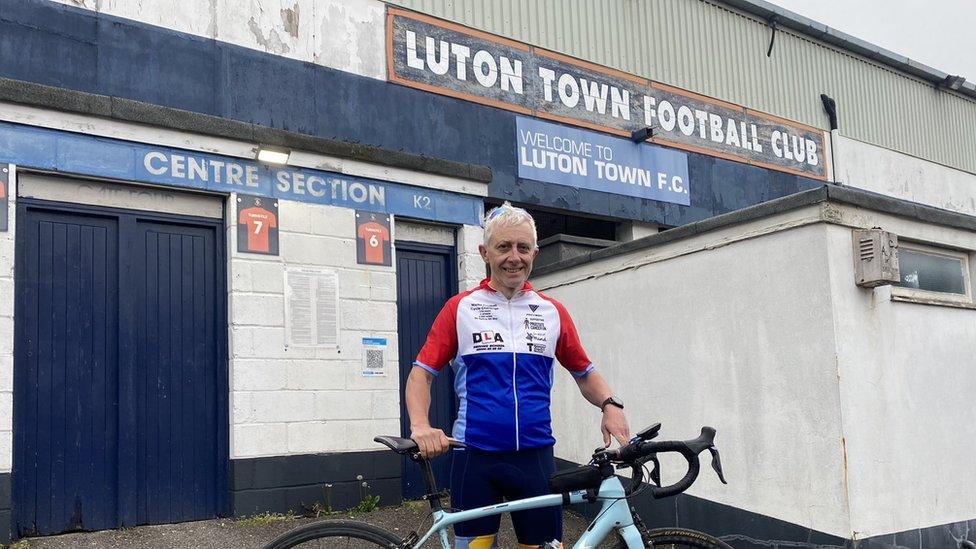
left=604, top=397, right=624, bottom=409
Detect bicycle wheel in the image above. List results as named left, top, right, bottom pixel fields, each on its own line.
left=613, top=527, right=732, bottom=549
left=262, top=519, right=403, bottom=549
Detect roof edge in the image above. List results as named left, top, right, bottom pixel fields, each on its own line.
left=533, top=184, right=976, bottom=277
left=0, top=77, right=494, bottom=184
left=717, top=0, right=976, bottom=100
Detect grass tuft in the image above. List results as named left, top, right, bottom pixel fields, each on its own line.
left=236, top=511, right=300, bottom=526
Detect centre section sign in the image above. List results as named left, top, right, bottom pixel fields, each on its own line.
left=388, top=8, right=828, bottom=180
left=517, top=117, right=690, bottom=205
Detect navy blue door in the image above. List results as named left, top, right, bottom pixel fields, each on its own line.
left=395, top=243, right=457, bottom=500
left=13, top=201, right=228, bottom=537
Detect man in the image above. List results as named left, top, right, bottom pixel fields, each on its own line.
left=406, top=202, right=630, bottom=549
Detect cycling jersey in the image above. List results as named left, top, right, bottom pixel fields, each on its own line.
left=414, top=279, right=594, bottom=451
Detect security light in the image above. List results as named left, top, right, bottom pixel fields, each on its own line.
left=630, top=127, right=653, bottom=143
left=256, top=147, right=290, bottom=165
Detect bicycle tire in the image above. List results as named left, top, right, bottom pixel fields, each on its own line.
left=262, top=519, right=403, bottom=549
left=613, top=526, right=733, bottom=549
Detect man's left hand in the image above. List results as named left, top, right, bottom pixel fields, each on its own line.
left=601, top=406, right=630, bottom=447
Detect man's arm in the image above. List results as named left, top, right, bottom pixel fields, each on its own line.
left=405, top=366, right=451, bottom=458
left=575, top=370, right=630, bottom=447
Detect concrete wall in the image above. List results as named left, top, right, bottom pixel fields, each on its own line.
left=535, top=214, right=852, bottom=537
left=47, top=0, right=387, bottom=80
left=834, top=132, right=976, bottom=216
left=0, top=166, right=14, bottom=473
left=823, top=207, right=976, bottom=537
left=534, top=201, right=976, bottom=538
left=228, top=197, right=402, bottom=458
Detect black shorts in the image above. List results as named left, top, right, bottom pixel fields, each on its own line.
left=450, top=445, right=561, bottom=547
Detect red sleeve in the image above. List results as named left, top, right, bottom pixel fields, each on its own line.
left=268, top=210, right=277, bottom=228
left=550, top=298, right=594, bottom=377
left=413, top=294, right=461, bottom=376
left=238, top=207, right=247, bottom=224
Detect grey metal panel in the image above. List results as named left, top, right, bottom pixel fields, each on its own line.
left=387, top=0, right=976, bottom=175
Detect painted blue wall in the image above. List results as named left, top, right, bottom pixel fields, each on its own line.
left=0, top=0, right=823, bottom=226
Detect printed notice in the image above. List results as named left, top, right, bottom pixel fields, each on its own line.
left=285, top=267, right=339, bottom=347
left=361, top=338, right=388, bottom=377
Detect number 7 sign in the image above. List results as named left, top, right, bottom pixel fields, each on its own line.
left=237, top=194, right=279, bottom=255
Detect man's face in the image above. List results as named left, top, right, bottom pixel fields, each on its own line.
left=479, top=222, right=538, bottom=296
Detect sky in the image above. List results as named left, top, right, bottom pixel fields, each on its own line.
left=769, top=0, right=976, bottom=82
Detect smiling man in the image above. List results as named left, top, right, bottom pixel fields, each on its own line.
left=406, top=202, right=630, bottom=549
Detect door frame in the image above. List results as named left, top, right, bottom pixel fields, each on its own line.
left=394, top=239, right=458, bottom=499
left=12, top=196, right=231, bottom=533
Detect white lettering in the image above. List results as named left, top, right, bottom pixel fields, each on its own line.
left=245, top=165, right=259, bottom=187
left=405, top=30, right=424, bottom=70
left=451, top=44, right=470, bottom=80
left=806, top=139, right=819, bottom=166
left=658, top=101, right=676, bottom=132
left=171, top=154, right=186, bottom=178
left=580, top=79, right=609, bottom=115
left=643, top=95, right=656, bottom=126
left=771, top=131, right=783, bottom=158
left=473, top=50, right=498, bottom=88
left=499, top=57, right=523, bottom=94
left=677, top=106, right=695, bottom=136
left=187, top=156, right=208, bottom=181
left=610, top=87, right=630, bottom=120
left=725, top=118, right=741, bottom=148
left=557, top=73, right=580, bottom=108
left=144, top=152, right=167, bottom=175
left=275, top=170, right=291, bottom=192
left=227, top=163, right=244, bottom=185
left=695, top=110, right=709, bottom=139
left=349, top=182, right=368, bottom=202
left=708, top=114, right=724, bottom=143
left=424, top=37, right=450, bottom=75
left=538, top=67, right=556, bottom=102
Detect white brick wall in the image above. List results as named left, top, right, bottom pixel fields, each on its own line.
left=458, top=224, right=485, bottom=291
left=0, top=166, right=15, bottom=472
left=228, top=197, right=404, bottom=458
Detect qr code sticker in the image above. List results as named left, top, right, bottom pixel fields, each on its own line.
left=366, top=349, right=384, bottom=371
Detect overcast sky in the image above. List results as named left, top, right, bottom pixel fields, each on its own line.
left=769, top=0, right=976, bottom=81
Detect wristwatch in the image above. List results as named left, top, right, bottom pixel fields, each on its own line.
left=600, top=396, right=624, bottom=411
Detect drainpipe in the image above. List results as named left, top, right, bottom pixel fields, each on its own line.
left=820, top=94, right=840, bottom=184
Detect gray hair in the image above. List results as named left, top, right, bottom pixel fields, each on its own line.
left=483, top=201, right=538, bottom=247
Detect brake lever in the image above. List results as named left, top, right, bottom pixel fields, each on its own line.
left=708, top=447, right=728, bottom=484
left=649, top=455, right=662, bottom=487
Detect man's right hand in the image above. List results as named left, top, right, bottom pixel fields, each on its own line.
left=410, top=425, right=451, bottom=459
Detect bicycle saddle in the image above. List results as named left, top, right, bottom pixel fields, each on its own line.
left=374, top=435, right=419, bottom=454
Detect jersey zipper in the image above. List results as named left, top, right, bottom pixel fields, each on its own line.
left=508, top=297, right=519, bottom=451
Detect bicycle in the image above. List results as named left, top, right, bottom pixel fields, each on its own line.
left=263, top=422, right=730, bottom=548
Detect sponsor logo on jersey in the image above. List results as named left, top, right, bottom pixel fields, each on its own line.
left=473, top=331, right=504, bottom=344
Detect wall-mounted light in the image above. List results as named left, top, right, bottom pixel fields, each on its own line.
left=940, top=74, right=965, bottom=91
left=256, top=146, right=291, bottom=165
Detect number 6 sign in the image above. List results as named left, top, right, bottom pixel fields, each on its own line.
left=355, top=211, right=392, bottom=266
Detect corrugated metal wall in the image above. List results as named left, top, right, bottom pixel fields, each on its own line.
left=388, top=0, right=976, bottom=175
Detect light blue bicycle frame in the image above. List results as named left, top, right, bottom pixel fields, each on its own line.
left=411, top=475, right=644, bottom=548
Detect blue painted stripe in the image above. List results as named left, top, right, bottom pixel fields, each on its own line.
left=0, top=121, right=483, bottom=225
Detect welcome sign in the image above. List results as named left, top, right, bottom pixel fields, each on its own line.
left=387, top=8, right=828, bottom=181
left=517, top=117, right=690, bottom=205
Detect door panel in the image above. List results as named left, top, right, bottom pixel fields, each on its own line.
left=13, top=210, right=120, bottom=535
left=13, top=200, right=227, bottom=537
left=396, top=243, right=457, bottom=500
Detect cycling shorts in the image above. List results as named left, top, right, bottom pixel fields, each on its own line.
left=450, top=445, right=561, bottom=548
